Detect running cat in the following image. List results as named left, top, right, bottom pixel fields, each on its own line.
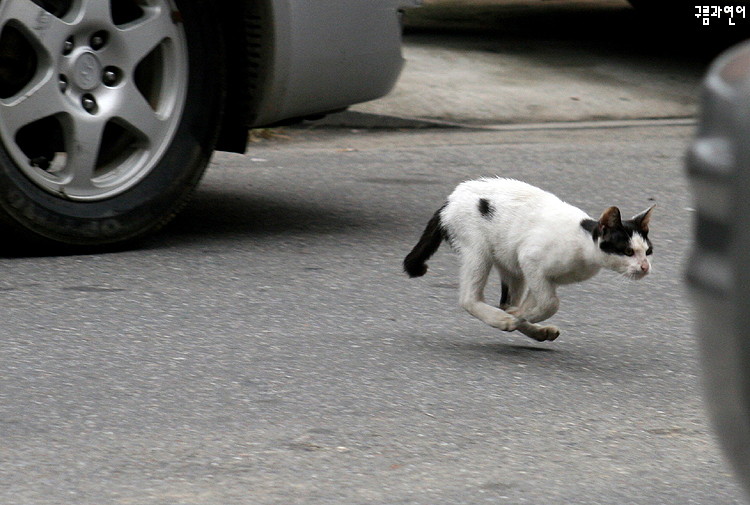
left=403, top=178, right=654, bottom=342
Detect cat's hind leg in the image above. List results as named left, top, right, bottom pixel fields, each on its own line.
left=459, top=250, right=519, bottom=331
left=496, top=272, right=559, bottom=341
left=506, top=270, right=561, bottom=341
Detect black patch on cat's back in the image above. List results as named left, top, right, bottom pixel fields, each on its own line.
left=478, top=198, right=494, bottom=220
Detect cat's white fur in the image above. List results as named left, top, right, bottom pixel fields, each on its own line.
left=426, top=178, right=653, bottom=341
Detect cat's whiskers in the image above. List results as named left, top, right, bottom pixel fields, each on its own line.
left=614, top=271, right=633, bottom=285
left=617, top=268, right=650, bottom=282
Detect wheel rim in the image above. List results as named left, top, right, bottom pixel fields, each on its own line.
left=0, top=0, right=188, bottom=201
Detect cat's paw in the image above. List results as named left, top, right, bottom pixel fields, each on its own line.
left=520, top=324, right=560, bottom=342
left=537, top=325, right=560, bottom=342
left=503, top=318, right=520, bottom=332
left=490, top=314, right=519, bottom=332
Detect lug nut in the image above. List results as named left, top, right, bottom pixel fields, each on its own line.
left=81, top=95, right=97, bottom=113
left=59, top=75, right=68, bottom=93
left=102, top=68, right=120, bottom=87
left=62, top=37, right=74, bottom=55
left=90, top=31, right=108, bottom=51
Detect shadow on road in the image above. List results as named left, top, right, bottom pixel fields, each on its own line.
left=450, top=340, right=558, bottom=358
left=161, top=187, right=387, bottom=244
left=0, top=186, right=387, bottom=257
left=444, top=338, right=653, bottom=378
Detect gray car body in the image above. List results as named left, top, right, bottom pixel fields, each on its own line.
left=217, top=0, right=421, bottom=152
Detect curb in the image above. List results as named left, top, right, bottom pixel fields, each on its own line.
left=312, top=110, right=698, bottom=131
left=311, top=110, right=460, bottom=129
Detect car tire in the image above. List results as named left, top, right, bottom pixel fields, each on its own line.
left=687, top=40, right=750, bottom=496
left=0, top=0, right=224, bottom=249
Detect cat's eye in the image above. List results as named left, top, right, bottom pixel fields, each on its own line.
left=646, top=247, right=653, bottom=255
left=624, top=247, right=634, bottom=256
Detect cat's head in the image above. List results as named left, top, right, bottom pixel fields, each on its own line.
left=595, top=205, right=654, bottom=280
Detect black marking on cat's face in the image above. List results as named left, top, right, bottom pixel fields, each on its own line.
left=581, top=206, right=654, bottom=257
left=580, top=218, right=598, bottom=238
left=612, top=220, right=654, bottom=252
left=599, top=225, right=650, bottom=256
left=478, top=198, right=494, bottom=219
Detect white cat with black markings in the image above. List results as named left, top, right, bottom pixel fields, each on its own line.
left=404, top=178, right=654, bottom=342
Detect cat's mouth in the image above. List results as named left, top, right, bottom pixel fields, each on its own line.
left=627, top=270, right=649, bottom=280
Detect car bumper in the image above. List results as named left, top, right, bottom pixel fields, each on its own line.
left=248, top=0, right=413, bottom=127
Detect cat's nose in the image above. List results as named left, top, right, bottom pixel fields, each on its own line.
left=640, top=261, right=650, bottom=273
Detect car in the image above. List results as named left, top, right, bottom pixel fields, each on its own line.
left=687, top=39, right=750, bottom=496
left=0, top=0, right=420, bottom=248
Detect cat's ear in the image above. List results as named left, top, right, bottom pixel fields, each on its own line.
left=632, top=204, right=655, bottom=233
left=598, top=206, right=622, bottom=231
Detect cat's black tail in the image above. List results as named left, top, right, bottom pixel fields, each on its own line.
left=404, top=204, right=447, bottom=278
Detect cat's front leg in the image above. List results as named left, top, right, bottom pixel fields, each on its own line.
left=459, top=251, right=520, bottom=331
left=461, top=295, right=520, bottom=331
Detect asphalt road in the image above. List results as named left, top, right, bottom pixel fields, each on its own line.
left=1, top=123, right=744, bottom=504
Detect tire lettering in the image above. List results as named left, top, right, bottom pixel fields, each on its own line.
left=6, top=188, right=123, bottom=237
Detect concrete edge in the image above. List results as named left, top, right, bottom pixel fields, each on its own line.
left=310, top=110, right=698, bottom=131
left=310, top=110, right=461, bottom=129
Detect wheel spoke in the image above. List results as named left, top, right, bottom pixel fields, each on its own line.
left=115, top=7, right=178, bottom=69
left=114, top=84, right=168, bottom=148
left=62, top=115, right=105, bottom=192
left=1, top=0, right=70, bottom=56
left=68, top=0, right=113, bottom=27
left=0, top=73, right=64, bottom=136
